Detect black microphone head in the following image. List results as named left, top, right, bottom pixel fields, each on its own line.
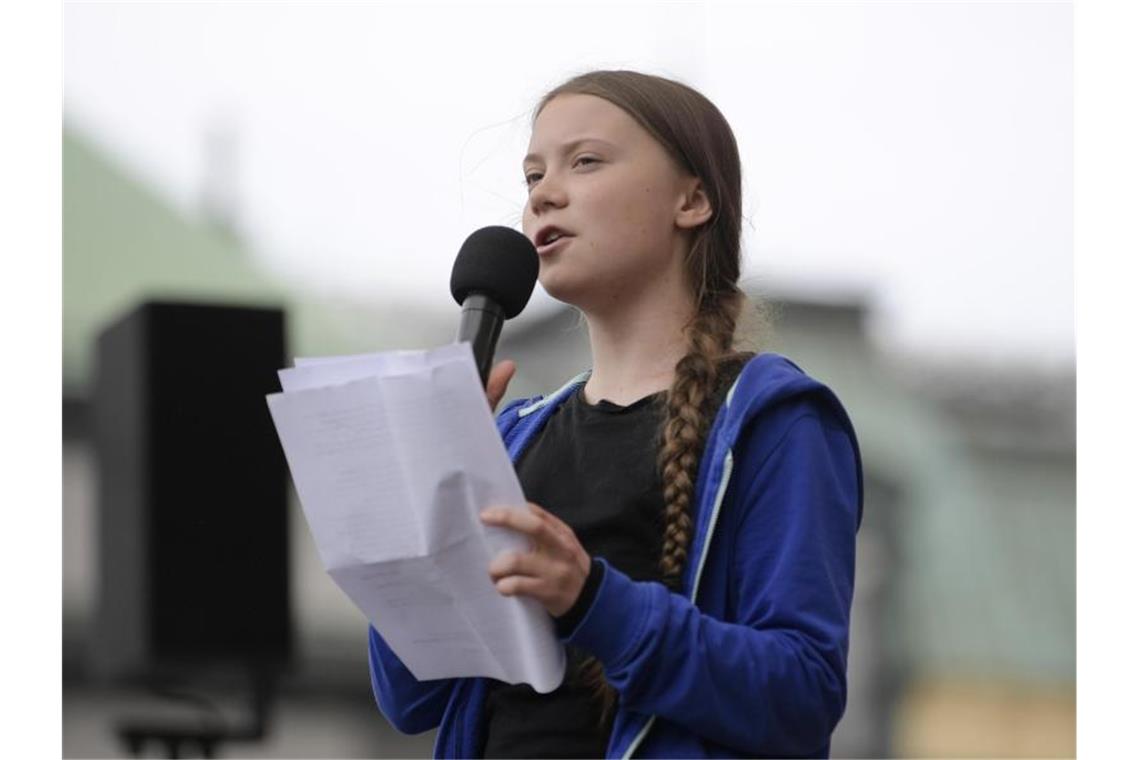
left=450, top=226, right=539, bottom=319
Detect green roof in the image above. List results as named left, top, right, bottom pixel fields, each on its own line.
left=62, top=126, right=452, bottom=395
left=63, top=126, right=291, bottom=392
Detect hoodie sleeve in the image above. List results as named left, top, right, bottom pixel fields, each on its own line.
left=367, top=624, right=457, bottom=734
left=562, top=401, right=861, bottom=756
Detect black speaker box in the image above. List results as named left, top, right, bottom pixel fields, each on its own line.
left=92, top=301, right=292, bottom=679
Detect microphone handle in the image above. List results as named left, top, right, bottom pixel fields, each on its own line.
left=456, top=293, right=505, bottom=388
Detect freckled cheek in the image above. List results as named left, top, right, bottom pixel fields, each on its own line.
left=591, top=200, right=653, bottom=249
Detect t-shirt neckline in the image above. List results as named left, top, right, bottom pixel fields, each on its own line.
left=574, top=382, right=666, bottom=414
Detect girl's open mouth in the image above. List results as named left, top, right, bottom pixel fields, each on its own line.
left=537, top=234, right=574, bottom=255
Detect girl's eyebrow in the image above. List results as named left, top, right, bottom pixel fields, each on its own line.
left=522, top=137, right=617, bottom=168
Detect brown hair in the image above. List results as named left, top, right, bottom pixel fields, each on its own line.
left=528, top=69, right=769, bottom=727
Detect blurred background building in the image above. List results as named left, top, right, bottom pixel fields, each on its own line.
left=62, top=122, right=1074, bottom=757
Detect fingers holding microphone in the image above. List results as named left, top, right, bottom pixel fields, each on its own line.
left=486, top=359, right=516, bottom=412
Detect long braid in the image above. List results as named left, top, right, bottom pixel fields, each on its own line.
left=658, top=292, right=743, bottom=585
left=575, top=288, right=747, bottom=727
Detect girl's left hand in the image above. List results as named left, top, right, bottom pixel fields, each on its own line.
left=480, top=502, right=591, bottom=618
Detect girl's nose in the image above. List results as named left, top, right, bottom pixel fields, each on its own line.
left=529, top=174, right=568, bottom=212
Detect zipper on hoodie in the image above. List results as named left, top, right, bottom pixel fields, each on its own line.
left=620, top=370, right=744, bottom=758
left=621, top=446, right=736, bottom=759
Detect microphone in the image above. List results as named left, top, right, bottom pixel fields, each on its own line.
left=450, top=226, right=539, bottom=387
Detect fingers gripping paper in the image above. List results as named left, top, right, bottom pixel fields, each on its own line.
left=265, top=342, right=564, bottom=692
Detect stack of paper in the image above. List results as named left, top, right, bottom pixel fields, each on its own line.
left=265, top=342, right=564, bottom=693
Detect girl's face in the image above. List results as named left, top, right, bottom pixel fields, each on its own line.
left=522, top=93, right=698, bottom=311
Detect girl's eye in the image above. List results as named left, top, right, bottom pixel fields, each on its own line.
left=523, top=157, right=600, bottom=189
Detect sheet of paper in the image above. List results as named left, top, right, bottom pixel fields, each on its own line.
left=266, top=343, right=565, bottom=692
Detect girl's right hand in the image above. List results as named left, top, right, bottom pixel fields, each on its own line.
left=486, top=359, right=516, bottom=412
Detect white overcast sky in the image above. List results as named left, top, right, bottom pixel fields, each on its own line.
left=63, top=1, right=1073, bottom=365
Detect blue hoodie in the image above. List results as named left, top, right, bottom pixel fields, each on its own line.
left=367, top=352, right=864, bottom=758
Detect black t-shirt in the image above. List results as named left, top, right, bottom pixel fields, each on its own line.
left=480, top=357, right=752, bottom=758
left=481, top=383, right=667, bottom=759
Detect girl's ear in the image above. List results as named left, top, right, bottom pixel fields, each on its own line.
left=675, top=177, right=713, bottom=230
